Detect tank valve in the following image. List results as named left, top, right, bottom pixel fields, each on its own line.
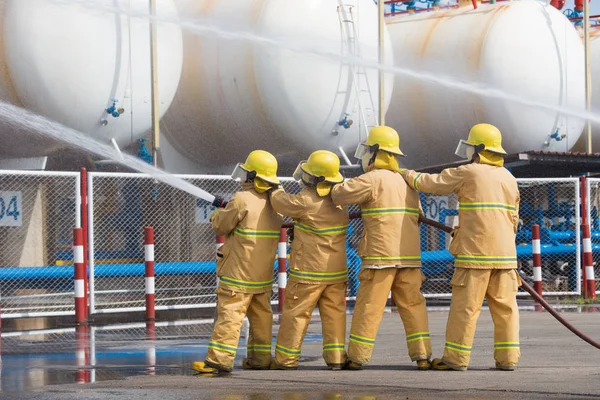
left=338, top=114, right=353, bottom=129
left=544, top=130, right=567, bottom=146
left=403, top=1, right=416, bottom=11
left=137, top=138, right=153, bottom=165
left=106, top=99, right=125, bottom=118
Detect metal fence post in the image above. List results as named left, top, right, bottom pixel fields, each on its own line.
left=145, top=227, right=156, bottom=321
left=278, top=228, right=287, bottom=313
left=80, top=168, right=89, bottom=320
left=87, top=173, right=95, bottom=315
left=576, top=178, right=582, bottom=295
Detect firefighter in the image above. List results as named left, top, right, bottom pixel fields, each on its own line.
left=330, top=126, right=432, bottom=371
left=401, top=123, right=521, bottom=371
left=269, top=150, right=349, bottom=370
left=192, top=150, right=283, bottom=374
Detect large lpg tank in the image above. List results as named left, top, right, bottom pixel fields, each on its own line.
left=0, top=0, right=183, bottom=158
left=386, top=0, right=585, bottom=168
left=589, top=30, right=600, bottom=151
left=161, top=0, right=393, bottom=173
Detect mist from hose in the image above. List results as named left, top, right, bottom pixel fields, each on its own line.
left=0, top=102, right=216, bottom=203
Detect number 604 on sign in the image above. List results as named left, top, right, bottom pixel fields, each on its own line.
left=0, top=191, right=22, bottom=227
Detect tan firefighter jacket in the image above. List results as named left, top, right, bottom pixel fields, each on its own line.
left=211, top=183, right=283, bottom=293
left=270, top=187, right=349, bottom=284
left=331, top=168, right=422, bottom=268
left=403, top=162, right=520, bottom=269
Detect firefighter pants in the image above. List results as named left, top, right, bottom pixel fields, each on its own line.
left=206, top=286, right=273, bottom=371
left=442, top=268, right=520, bottom=369
left=348, top=267, right=431, bottom=364
left=275, top=281, right=347, bottom=368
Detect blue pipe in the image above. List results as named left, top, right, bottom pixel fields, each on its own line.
left=5, top=243, right=586, bottom=282
left=0, top=261, right=218, bottom=281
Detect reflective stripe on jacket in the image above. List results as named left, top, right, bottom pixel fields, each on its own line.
left=403, top=163, right=519, bottom=269
left=331, top=169, right=422, bottom=268
left=211, top=183, right=283, bottom=293
left=270, top=187, right=349, bottom=284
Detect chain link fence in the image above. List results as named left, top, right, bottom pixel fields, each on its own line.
left=345, top=178, right=581, bottom=298
left=0, top=171, right=80, bottom=318
left=0, top=171, right=586, bottom=320
left=585, top=178, right=600, bottom=294
left=516, top=178, right=580, bottom=295
left=89, top=173, right=303, bottom=313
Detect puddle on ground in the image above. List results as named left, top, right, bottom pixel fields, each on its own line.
left=0, top=319, right=327, bottom=392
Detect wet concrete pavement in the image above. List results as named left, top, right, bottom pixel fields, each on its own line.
left=1, top=308, right=600, bottom=399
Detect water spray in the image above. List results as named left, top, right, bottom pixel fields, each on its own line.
left=0, top=102, right=220, bottom=206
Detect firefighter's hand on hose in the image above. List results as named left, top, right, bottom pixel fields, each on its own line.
left=212, top=197, right=228, bottom=208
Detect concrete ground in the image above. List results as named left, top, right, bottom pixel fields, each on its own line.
left=6, top=309, right=600, bottom=400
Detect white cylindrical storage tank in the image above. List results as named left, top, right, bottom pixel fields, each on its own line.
left=0, top=0, right=183, bottom=158
left=162, top=0, right=393, bottom=173
left=386, top=0, right=585, bottom=169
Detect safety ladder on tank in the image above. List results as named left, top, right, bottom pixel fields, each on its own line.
left=337, top=3, right=379, bottom=143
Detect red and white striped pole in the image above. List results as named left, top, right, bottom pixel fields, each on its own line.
left=582, top=224, right=596, bottom=300
left=74, top=228, right=87, bottom=325
left=531, top=224, right=543, bottom=296
left=278, top=228, right=287, bottom=313
left=145, top=227, right=156, bottom=321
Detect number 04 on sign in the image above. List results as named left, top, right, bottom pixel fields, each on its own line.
left=0, top=191, right=22, bottom=227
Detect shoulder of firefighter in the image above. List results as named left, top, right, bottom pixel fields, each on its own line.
left=214, top=189, right=283, bottom=294
left=330, top=170, right=375, bottom=206
left=269, top=187, right=308, bottom=220
left=408, top=163, right=520, bottom=269
left=338, top=169, right=422, bottom=267
left=281, top=188, right=350, bottom=284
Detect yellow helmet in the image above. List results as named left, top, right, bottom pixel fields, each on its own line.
left=466, top=123, right=507, bottom=155
left=236, top=150, right=280, bottom=185
left=360, top=126, right=405, bottom=157
left=296, top=150, right=344, bottom=184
